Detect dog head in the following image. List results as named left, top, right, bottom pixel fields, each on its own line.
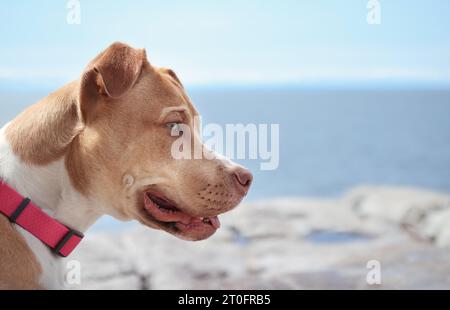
left=71, top=42, right=252, bottom=240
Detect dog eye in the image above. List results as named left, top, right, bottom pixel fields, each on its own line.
left=167, top=122, right=184, bottom=136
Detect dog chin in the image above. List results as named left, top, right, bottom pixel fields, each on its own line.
left=137, top=213, right=218, bottom=241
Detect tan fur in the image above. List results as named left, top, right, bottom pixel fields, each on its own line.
left=7, top=42, right=250, bottom=231
left=60, top=44, right=248, bottom=231
left=0, top=217, right=42, bottom=289
left=1, top=42, right=252, bottom=288
left=5, top=81, right=81, bottom=165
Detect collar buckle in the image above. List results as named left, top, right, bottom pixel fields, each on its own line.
left=53, top=228, right=84, bottom=257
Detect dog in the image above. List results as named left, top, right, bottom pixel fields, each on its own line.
left=0, top=42, right=252, bottom=289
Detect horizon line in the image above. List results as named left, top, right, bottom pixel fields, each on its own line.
left=1, top=77, right=450, bottom=92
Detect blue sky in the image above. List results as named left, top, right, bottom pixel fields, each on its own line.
left=0, top=0, right=449, bottom=87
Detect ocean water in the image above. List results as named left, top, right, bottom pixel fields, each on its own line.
left=1, top=87, right=450, bottom=230
left=189, top=87, right=450, bottom=199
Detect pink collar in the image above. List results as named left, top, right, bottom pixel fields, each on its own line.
left=0, top=181, right=83, bottom=257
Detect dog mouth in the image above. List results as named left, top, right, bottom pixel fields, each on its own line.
left=142, top=191, right=220, bottom=240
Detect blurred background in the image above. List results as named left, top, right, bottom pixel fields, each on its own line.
left=1, top=1, right=450, bottom=289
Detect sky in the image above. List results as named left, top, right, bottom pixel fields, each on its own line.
left=0, top=0, right=449, bottom=88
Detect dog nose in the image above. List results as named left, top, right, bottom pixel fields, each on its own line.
left=233, top=168, right=253, bottom=190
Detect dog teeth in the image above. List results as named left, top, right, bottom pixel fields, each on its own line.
left=202, top=218, right=211, bottom=224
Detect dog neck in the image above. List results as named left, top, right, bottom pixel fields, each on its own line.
left=0, top=82, right=102, bottom=233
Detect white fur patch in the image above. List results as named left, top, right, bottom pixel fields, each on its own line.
left=0, top=125, right=101, bottom=289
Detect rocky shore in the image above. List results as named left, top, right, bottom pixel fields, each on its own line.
left=71, top=186, right=450, bottom=289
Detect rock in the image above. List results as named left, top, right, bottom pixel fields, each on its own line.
left=344, top=186, right=450, bottom=244
left=69, top=186, right=450, bottom=289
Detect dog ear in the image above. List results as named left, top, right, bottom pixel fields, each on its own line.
left=160, top=68, right=184, bottom=88
left=79, top=42, right=147, bottom=121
